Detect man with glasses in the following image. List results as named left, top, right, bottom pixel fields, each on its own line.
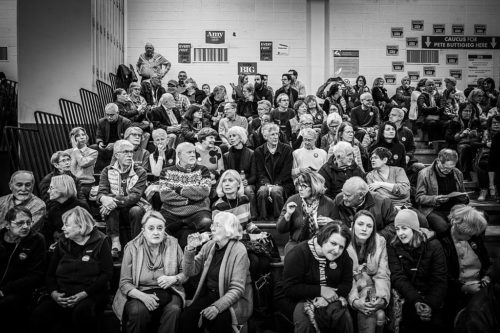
left=97, top=140, right=148, bottom=257
left=288, top=69, right=307, bottom=100
left=0, top=206, right=46, bottom=333
left=273, top=73, right=298, bottom=107
left=416, top=148, right=468, bottom=237
left=292, top=127, right=327, bottom=177
left=93, top=103, right=131, bottom=172
left=0, top=171, right=46, bottom=230
left=110, top=127, right=151, bottom=172
left=350, top=92, right=380, bottom=144
left=332, top=176, right=397, bottom=241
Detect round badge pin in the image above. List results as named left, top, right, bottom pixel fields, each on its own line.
left=402, top=137, right=406, bottom=142
left=168, top=159, right=173, bottom=164
left=314, top=153, right=319, bottom=158
left=369, top=112, right=373, bottom=116
left=19, top=252, right=27, bottom=260
left=329, top=262, right=337, bottom=270
left=393, top=154, right=399, bottom=160
left=82, top=255, right=90, bottom=262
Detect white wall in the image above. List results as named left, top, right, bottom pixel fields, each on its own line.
left=0, top=0, right=17, bottom=80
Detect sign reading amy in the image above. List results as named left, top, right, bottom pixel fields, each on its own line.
left=260, top=41, right=273, bottom=61
left=178, top=43, right=191, bottom=63
left=206, top=31, right=225, bottom=44
left=238, top=62, right=257, bottom=75
left=386, top=45, right=399, bottom=56
left=422, top=36, right=499, bottom=49
left=423, top=66, right=436, bottom=76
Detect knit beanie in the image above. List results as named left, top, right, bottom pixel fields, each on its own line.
left=394, top=209, right=420, bottom=232
left=124, top=126, right=143, bottom=139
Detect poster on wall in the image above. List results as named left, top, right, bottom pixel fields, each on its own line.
left=178, top=43, right=191, bottom=63
left=205, top=31, right=225, bottom=44
left=384, top=74, right=397, bottom=85
left=408, top=71, right=420, bottom=81
left=433, top=24, right=445, bottom=34
left=386, top=45, right=399, bottom=56
left=406, top=37, right=418, bottom=48
left=450, top=69, right=463, bottom=80
left=392, top=61, right=405, bottom=72
left=474, top=24, right=487, bottom=35
left=238, top=62, right=258, bottom=75
left=447, top=54, right=459, bottom=64
left=412, top=20, right=424, bottom=31
left=467, top=54, right=493, bottom=85
left=391, top=27, right=403, bottom=38
left=423, top=66, right=436, bottom=76
left=452, top=24, right=464, bottom=35
left=260, top=41, right=273, bottom=61
left=277, top=43, right=289, bottom=55
left=434, top=79, right=443, bottom=89
left=333, top=50, right=359, bottom=79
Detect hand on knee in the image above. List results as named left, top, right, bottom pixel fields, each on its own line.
left=375, top=309, right=385, bottom=326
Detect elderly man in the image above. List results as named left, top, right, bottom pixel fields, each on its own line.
left=288, top=69, right=306, bottom=100
left=292, top=128, right=327, bottom=177
left=416, top=149, right=467, bottom=237
left=219, top=102, right=248, bottom=145
left=136, top=42, right=171, bottom=80
left=393, top=76, right=414, bottom=112
left=273, top=74, right=298, bottom=107
left=350, top=92, right=380, bottom=144
left=110, top=127, right=151, bottom=172
left=319, top=141, right=365, bottom=200
left=159, top=142, right=212, bottom=247
left=149, top=93, right=182, bottom=149
left=140, top=75, right=166, bottom=107
left=93, top=103, right=131, bottom=171
left=332, top=176, right=397, bottom=241
left=97, top=140, right=148, bottom=256
left=0, top=171, right=46, bottom=230
left=254, top=123, right=294, bottom=220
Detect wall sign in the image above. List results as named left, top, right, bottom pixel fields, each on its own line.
left=450, top=69, right=462, bottom=80
left=406, top=37, right=418, bottom=48
left=384, top=74, right=397, bottom=85
left=452, top=24, right=464, bottom=35
left=433, top=24, right=445, bottom=34
left=386, top=45, right=399, bottom=56
left=392, top=61, right=405, bottom=72
left=474, top=24, right=487, bottom=35
left=467, top=54, right=493, bottom=85
left=434, top=79, right=443, bottom=88
left=422, top=36, right=499, bottom=49
left=446, top=54, right=459, bottom=64
left=205, top=31, right=225, bottom=44
left=408, top=71, right=420, bottom=81
left=178, top=43, right=191, bottom=63
left=237, top=62, right=257, bottom=75
left=423, top=66, right=436, bottom=76
left=333, top=50, right=360, bottom=79
left=277, top=43, right=289, bottom=55
left=260, top=41, right=273, bottom=61
left=412, top=20, right=424, bottom=31
left=391, top=27, right=403, bottom=38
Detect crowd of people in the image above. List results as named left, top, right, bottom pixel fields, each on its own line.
left=1, top=43, right=500, bottom=333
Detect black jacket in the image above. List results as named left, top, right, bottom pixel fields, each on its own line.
left=0, top=229, right=46, bottom=296
left=274, top=86, right=299, bottom=107
left=149, top=105, right=183, bottom=130
left=223, top=146, right=257, bottom=185
left=237, top=100, right=258, bottom=119
left=254, top=87, right=273, bottom=102
left=368, top=140, right=407, bottom=170
left=46, top=228, right=112, bottom=298
left=182, top=88, right=205, bottom=104
left=318, top=156, right=365, bottom=200
left=254, top=142, right=294, bottom=195
left=247, top=126, right=287, bottom=150
left=388, top=236, right=448, bottom=310
left=96, top=115, right=131, bottom=146
left=140, top=82, right=166, bottom=106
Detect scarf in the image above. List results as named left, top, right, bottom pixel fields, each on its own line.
left=298, top=197, right=320, bottom=242
left=143, top=241, right=166, bottom=271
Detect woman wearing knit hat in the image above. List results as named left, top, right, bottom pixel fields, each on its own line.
left=387, top=209, right=448, bottom=333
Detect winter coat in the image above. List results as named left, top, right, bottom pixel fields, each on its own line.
left=254, top=142, right=294, bottom=195
left=319, top=156, right=365, bottom=200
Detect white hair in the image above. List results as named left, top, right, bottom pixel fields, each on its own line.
left=227, top=126, right=248, bottom=144
left=332, top=141, right=353, bottom=157
left=113, top=140, right=134, bottom=154
left=360, top=92, right=372, bottom=101
left=343, top=176, right=369, bottom=194
left=159, top=93, right=174, bottom=106
left=299, top=114, right=314, bottom=124
left=327, top=112, right=342, bottom=126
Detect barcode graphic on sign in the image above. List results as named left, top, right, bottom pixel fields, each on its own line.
left=193, top=48, right=228, bottom=62
left=407, top=50, right=439, bottom=64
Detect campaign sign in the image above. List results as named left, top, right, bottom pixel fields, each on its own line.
left=412, top=20, right=424, bottom=31
left=433, top=24, right=445, bottom=34
left=452, top=24, right=464, bottom=35
left=391, top=27, right=403, bottom=38
left=178, top=43, right=191, bottom=63
left=384, top=74, right=397, bottom=85
left=406, top=37, right=418, bottom=48
left=450, top=69, right=462, bottom=80
left=238, top=62, right=257, bottom=75
left=206, top=31, right=225, bottom=44
left=474, top=24, right=486, bottom=35
left=260, top=41, right=273, bottom=61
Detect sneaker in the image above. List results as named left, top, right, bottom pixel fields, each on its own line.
left=478, top=189, right=488, bottom=201
left=490, top=186, right=496, bottom=198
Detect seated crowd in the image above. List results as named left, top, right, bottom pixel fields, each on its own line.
left=1, top=51, right=500, bottom=333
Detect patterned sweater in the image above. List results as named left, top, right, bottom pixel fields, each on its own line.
left=159, top=164, right=212, bottom=217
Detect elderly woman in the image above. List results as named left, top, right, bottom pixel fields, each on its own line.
left=68, top=127, right=98, bottom=200
left=195, top=127, right=224, bottom=181
left=387, top=209, right=447, bottom=333
left=439, top=205, right=491, bottom=325
left=276, top=222, right=354, bottom=333
left=149, top=129, right=176, bottom=178
left=347, top=210, right=390, bottom=333
left=292, top=128, right=327, bottom=177
left=329, top=122, right=367, bottom=171
left=223, top=126, right=257, bottom=218
left=319, top=141, right=365, bottom=200
left=0, top=207, right=46, bottom=333
left=320, top=112, right=343, bottom=152
left=277, top=170, right=336, bottom=255
left=29, top=207, right=113, bottom=333
left=180, top=104, right=211, bottom=144
left=42, top=174, right=90, bottom=246
left=180, top=211, right=253, bottom=333
left=369, top=121, right=407, bottom=170
left=113, top=211, right=186, bottom=333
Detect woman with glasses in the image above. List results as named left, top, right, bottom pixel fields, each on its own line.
left=180, top=212, right=253, bottom=333
left=328, top=122, right=367, bottom=172
left=0, top=207, right=46, bottom=333
left=291, top=114, right=322, bottom=149
left=277, top=170, right=336, bottom=255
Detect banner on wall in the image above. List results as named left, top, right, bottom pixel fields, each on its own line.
left=260, top=41, right=273, bottom=61
left=450, top=69, right=463, bottom=80
left=384, top=74, right=397, bottom=85
left=391, top=27, right=403, bottom=38
left=392, top=61, right=405, bottom=72
left=452, top=24, right=464, bottom=35
left=178, top=43, right=191, bottom=63
left=238, top=62, right=258, bottom=75
left=467, top=54, right=493, bottom=85
left=408, top=71, right=420, bottom=81
left=333, top=50, right=359, bottom=79
left=422, top=36, right=499, bottom=49
left=412, top=20, right=424, bottom=31
left=205, top=31, right=225, bottom=44
left=386, top=45, right=399, bottom=56
left=423, top=66, right=436, bottom=77
left=406, top=37, right=418, bottom=48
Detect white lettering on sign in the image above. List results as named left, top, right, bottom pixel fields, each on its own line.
left=207, top=32, right=223, bottom=37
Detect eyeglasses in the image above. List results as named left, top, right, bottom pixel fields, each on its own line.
left=58, top=158, right=71, bottom=164
left=12, top=220, right=32, bottom=228
left=297, top=183, right=311, bottom=189
left=105, top=113, right=118, bottom=118
left=128, top=133, right=142, bottom=137
left=117, top=150, right=134, bottom=155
